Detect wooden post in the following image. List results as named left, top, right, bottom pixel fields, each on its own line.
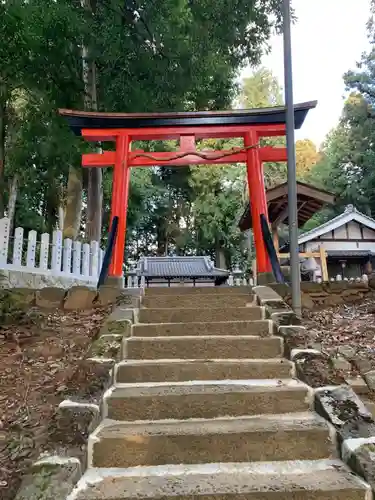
left=272, top=225, right=279, bottom=252
left=244, top=131, right=271, bottom=273
left=319, top=245, right=329, bottom=282
left=109, top=134, right=130, bottom=277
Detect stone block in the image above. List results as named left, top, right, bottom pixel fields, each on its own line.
left=347, top=376, right=370, bottom=396
left=352, top=356, right=373, bottom=376
left=100, top=318, right=132, bottom=336
left=14, top=457, right=81, bottom=500
left=294, top=351, right=346, bottom=388
left=364, top=370, right=375, bottom=391
left=344, top=439, right=375, bottom=492
left=64, top=286, right=97, bottom=310
left=314, top=385, right=375, bottom=441
left=301, top=292, right=315, bottom=310
left=347, top=281, right=369, bottom=291
left=36, top=287, right=66, bottom=308
left=253, top=286, right=282, bottom=303
left=269, top=283, right=290, bottom=298
left=51, top=401, right=100, bottom=452
left=278, top=325, right=310, bottom=357
left=108, top=307, right=135, bottom=323
left=338, top=345, right=356, bottom=360
left=301, top=282, right=324, bottom=293
left=270, top=310, right=301, bottom=326
left=325, top=281, right=347, bottom=292
left=96, top=286, right=121, bottom=306
left=88, top=334, right=123, bottom=360
left=332, top=356, right=352, bottom=373
left=10, top=288, right=36, bottom=305
left=324, top=294, right=345, bottom=306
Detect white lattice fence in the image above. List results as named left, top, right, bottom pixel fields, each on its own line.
left=0, top=218, right=104, bottom=281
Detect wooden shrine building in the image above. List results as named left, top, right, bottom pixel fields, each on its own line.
left=239, top=181, right=335, bottom=251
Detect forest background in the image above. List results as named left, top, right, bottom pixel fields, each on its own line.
left=2, top=0, right=375, bottom=271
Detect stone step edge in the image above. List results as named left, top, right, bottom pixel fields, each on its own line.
left=90, top=411, right=331, bottom=438
left=106, top=378, right=309, bottom=391
left=132, top=318, right=273, bottom=330
left=67, top=459, right=371, bottom=500
left=87, top=412, right=334, bottom=467
left=125, top=334, right=283, bottom=341
left=115, top=357, right=292, bottom=366
left=141, top=293, right=256, bottom=300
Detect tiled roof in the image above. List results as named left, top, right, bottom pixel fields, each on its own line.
left=327, top=250, right=375, bottom=258
left=131, top=256, right=229, bottom=278
left=298, top=205, right=375, bottom=244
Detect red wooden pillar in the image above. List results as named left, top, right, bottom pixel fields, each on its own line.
left=109, top=133, right=131, bottom=277
left=244, top=130, right=271, bottom=273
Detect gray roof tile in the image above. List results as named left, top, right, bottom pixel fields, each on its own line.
left=133, top=256, right=229, bottom=278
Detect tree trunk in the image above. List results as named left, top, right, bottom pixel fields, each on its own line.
left=63, top=165, right=83, bottom=239
left=7, top=174, right=18, bottom=233
left=215, top=244, right=227, bottom=269
left=81, top=0, right=102, bottom=242
left=0, top=95, right=7, bottom=218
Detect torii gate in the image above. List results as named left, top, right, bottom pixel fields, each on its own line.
left=59, top=101, right=316, bottom=280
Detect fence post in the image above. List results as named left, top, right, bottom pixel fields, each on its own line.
left=51, top=229, right=63, bottom=272
left=63, top=238, right=73, bottom=274
left=82, top=243, right=90, bottom=277
left=72, top=241, right=82, bottom=276
left=39, top=233, right=50, bottom=270
left=90, top=241, right=99, bottom=277
left=26, top=230, right=37, bottom=269
left=12, top=227, right=24, bottom=266
left=0, top=218, right=10, bottom=265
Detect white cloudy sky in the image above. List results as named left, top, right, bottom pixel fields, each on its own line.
left=243, top=0, right=371, bottom=147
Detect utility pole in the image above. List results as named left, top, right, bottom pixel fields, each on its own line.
left=282, top=0, right=301, bottom=316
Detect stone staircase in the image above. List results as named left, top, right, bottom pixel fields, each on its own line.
left=68, top=286, right=371, bottom=500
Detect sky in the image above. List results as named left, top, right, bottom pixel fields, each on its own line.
left=242, top=0, right=371, bottom=147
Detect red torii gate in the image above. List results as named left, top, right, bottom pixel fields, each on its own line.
left=59, top=101, right=316, bottom=280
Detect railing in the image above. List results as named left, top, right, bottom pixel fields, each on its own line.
left=0, top=217, right=104, bottom=282
left=123, top=274, right=254, bottom=289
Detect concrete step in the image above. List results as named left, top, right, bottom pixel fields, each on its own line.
left=138, top=306, right=264, bottom=324
left=141, top=293, right=255, bottom=309
left=132, top=319, right=272, bottom=337
left=144, top=286, right=252, bottom=296
left=124, top=335, right=283, bottom=360
left=67, top=460, right=370, bottom=500
left=115, top=358, right=293, bottom=383
left=104, top=379, right=310, bottom=421
left=90, top=412, right=334, bottom=468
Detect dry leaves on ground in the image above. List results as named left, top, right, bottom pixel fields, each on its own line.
left=0, top=305, right=109, bottom=500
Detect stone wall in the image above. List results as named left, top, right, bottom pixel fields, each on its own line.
left=270, top=280, right=372, bottom=310
left=254, top=285, right=375, bottom=495
left=0, top=285, right=141, bottom=311
left=0, top=269, right=101, bottom=290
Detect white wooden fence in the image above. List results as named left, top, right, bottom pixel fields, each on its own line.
left=0, top=218, right=104, bottom=282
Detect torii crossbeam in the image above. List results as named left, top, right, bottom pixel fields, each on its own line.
left=59, top=101, right=316, bottom=280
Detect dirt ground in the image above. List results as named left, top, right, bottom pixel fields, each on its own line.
left=304, top=296, right=375, bottom=364
left=0, top=306, right=109, bottom=500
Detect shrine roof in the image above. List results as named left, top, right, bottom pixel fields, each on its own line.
left=59, top=101, right=317, bottom=136
left=129, top=256, right=229, bottom=279
left=238, top=181, right=335, bottom=231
